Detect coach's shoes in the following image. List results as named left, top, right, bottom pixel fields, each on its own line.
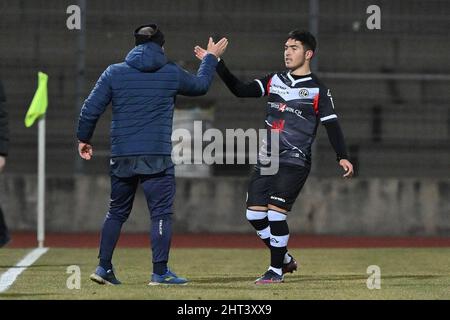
left=282, top=254, right=298, bottom=274
left=149, top=268, right=188, bottom=285
left=255, top=270, right=284, bottom=284
left=90, top=266, right=122, bottom=285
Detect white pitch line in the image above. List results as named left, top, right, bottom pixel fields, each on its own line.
left=0, top=247, right=49, bottom=293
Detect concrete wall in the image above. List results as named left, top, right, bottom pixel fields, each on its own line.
left=1, top=174, right=449, bottom=236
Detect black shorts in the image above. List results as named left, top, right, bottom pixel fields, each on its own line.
left=246, top=164, right=310, bottom=211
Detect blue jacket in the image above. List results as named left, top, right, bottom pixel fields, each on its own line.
left=77, top=42, right=218, bottom=157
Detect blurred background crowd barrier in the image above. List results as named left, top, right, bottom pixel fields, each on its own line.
left=0, top=0, right=448, bottom=235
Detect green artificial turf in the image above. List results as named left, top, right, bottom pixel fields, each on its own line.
left=1, top=248, right=449, bottom=299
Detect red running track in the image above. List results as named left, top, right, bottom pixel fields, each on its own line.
left=5, top=232, right=450, bottom=248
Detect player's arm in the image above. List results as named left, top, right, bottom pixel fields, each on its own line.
left=324, top=121, right=353, bottom=178
left=194, top=45, right=266, bottom=97
left=323, top=120, right=347, bottom=156
left=318, top=87, right=354, bottom=178
left=215, top=60, right=265, bottom=98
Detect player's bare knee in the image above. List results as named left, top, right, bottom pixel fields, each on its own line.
left=268, top=204, right=288, bottom=214
left=248, top=205, right=268, bottom=212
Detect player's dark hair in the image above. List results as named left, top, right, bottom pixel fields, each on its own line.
left=287, top=30, right=316, bottom=52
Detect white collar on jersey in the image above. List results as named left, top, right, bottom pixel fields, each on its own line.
left=287, top=72, right=312, bottom=86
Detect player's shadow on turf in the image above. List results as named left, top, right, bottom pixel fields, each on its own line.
left=293, top=274, right=367, bottom=282
left=152, top=274, right=444, bottom=285
left=191, top=274, right=379, bottom=284
left=285, top=274, right=444, bottom=283
left=192, top=276, right=259, bottom=284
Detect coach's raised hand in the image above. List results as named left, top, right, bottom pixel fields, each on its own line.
left=194, top=45, right=207, bottom=60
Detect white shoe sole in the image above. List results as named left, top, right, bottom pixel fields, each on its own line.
left=89, top=273, right=117, bottom=286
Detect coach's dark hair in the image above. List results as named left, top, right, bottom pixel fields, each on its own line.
left=287, top=30, right=317, bottom=52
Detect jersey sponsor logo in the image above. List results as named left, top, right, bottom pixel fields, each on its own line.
left=269, top=102, right=287, bottom=113
left=270, top=195, right=286, bottom=203
left=268, top=75, right=295, bottom=100
left=299, top=88, right=309, bottom=97
left=272, top=83, right=288, bottom=90
left=269, top=86, right=290, bottom=97
left=268, top=102, right=307, bottom=120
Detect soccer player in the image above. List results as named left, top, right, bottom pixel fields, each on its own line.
left=77, top=24, right=228, bottom=285
left=194, top=30, right=353, bottom=284
left=0, top=79, right=10, bottom=248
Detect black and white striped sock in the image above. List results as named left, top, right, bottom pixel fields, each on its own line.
left=268, top=210, right=289, bottom=275
left=246, top=209, right=271, bottom=248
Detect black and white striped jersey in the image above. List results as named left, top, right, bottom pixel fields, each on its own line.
left=254, top=71, right=338, bottom=167
left=215, top=59, right=348, bottom=166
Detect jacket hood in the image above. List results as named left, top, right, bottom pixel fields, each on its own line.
left=125, top=42, right=167, bottom=72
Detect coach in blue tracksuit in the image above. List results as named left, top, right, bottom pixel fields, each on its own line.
left=77, top=24, right=228, bottom=285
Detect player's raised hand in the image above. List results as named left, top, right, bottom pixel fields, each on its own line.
left=339, top=159, right=354, bottom=178
left=207, top=37, right=228, bottom=57
left=78, top=141, right=93, bottom=160
left=195, top=37, right=228, bottom=60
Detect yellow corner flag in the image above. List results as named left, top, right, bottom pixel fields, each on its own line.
left=25, top=71, right=49, bottom=128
